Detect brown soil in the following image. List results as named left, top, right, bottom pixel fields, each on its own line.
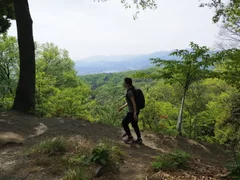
left=0, top=111, right=232, bottom=180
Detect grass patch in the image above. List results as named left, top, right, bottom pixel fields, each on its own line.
left=26, top=136, right=123, bottom=178
left=27, top=136, right=92, bottom=176
left=28, top=137, right=69, bottom=156
left=62, top=168, right=88, bottom=180
left=152, top=150, right=191, bottom=170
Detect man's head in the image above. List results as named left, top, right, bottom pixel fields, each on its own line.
left=124, top=77, right=132, bottom=89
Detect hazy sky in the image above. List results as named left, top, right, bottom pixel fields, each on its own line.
left=8, top=0, right=219, bottom=61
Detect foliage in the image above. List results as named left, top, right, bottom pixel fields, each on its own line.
left=0, top=33, right=19, bottom=109
left=49, top=85, right=95, bottom=120
left=0, top=97, right=14, bottom=111
left=184, top=81, right=215, bottom=139
left=90, top=143, right=123, bottom=168
left=139, top=90, right=178, bottom=133
left=216, top=92, right=240, bottom=145
left=36, top=43, right=79, bottom=89
left=90, top=145, right=110, bottom=166
left=0, top=35, right=94, bottom=119
left=200, top=0, right=240, bottom=31
left=150, top=42, right=215, bottom=85
left=35, top=71, right=58, bottom=117
left=203, top=79, right=238, bottom=144
left=201, top=0, right=240, bottom=48
left=227, top=151, right=240, bottom=179
left=81, top=67, right=235, bottom=142
left=98, top=0, right=157, bottom=19
left=93, top=84, right=125, bottom=126
left=34, top=42, right=95, bottom=118
left=0, top=0, right=14, bottom=33
left=2, top=32, right=240, bottom=149
left=214, top=49, right=240, bottom=91
left=150, top=42, right=216, bottom=135
left=152, top=150, right=191, bottom=170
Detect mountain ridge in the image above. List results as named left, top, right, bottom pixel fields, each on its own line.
left=75, top=50, right=178, bottom=75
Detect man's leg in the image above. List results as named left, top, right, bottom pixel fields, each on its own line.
left=122, top=112, right=133, bottom=143
left=131, top=120, right=141, bottom=139
left=131, top=113, right=142, bottom=143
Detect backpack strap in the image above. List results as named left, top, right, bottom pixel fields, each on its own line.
left=126, top=86, right=135, bottom=97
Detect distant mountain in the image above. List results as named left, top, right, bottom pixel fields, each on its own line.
left=75, top=51, right=178, bottom=75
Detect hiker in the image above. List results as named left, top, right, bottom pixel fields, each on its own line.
left=118, top=77, right=142, bottom=144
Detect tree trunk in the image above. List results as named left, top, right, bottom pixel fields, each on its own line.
left=176, top=89, right=187, bottom=136
left=193, top=117, right=197, bottom=139
left=189, top=118, right=192, bottom=138
left=12, top=0, right=35, bottom=113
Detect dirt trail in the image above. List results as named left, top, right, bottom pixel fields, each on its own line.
left=0, top=111, right=231, bottom=180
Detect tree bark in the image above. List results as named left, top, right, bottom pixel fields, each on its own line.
left=189, top=118, right=192, bottom=138
left=12, top=0, right=35, bottom=113
left=177, top=89, right=187, bottom=136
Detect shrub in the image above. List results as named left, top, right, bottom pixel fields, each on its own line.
left=152, top=150, right=191, bottom=170
left=227, top=151, right=240, bottom=179
left=89, top=142, right=124, bottom=174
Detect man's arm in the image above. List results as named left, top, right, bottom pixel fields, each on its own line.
left=130, top=95, right=138, bottom=121
left=118, top=103, right=127, bottom=112
left=121, top=103, right=128, bottom=109
left=130, top=96, right=137, bottom=115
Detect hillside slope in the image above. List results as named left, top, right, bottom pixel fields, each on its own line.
left=0, top=111, right=231, bottom=180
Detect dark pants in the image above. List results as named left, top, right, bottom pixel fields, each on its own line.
left=122, top=112, right=141, bottom=138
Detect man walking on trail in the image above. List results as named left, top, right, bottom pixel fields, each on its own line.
left=118, top=77, right=142, bottom=144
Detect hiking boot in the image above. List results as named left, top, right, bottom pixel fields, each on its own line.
left=124, top=136, right=133, bottom=144
left=132, top=138, right=143, bottom=144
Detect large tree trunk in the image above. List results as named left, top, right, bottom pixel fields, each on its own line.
left=176, top=89, right=187, bottom=136
left=12, top=0, right=35, bottom=113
